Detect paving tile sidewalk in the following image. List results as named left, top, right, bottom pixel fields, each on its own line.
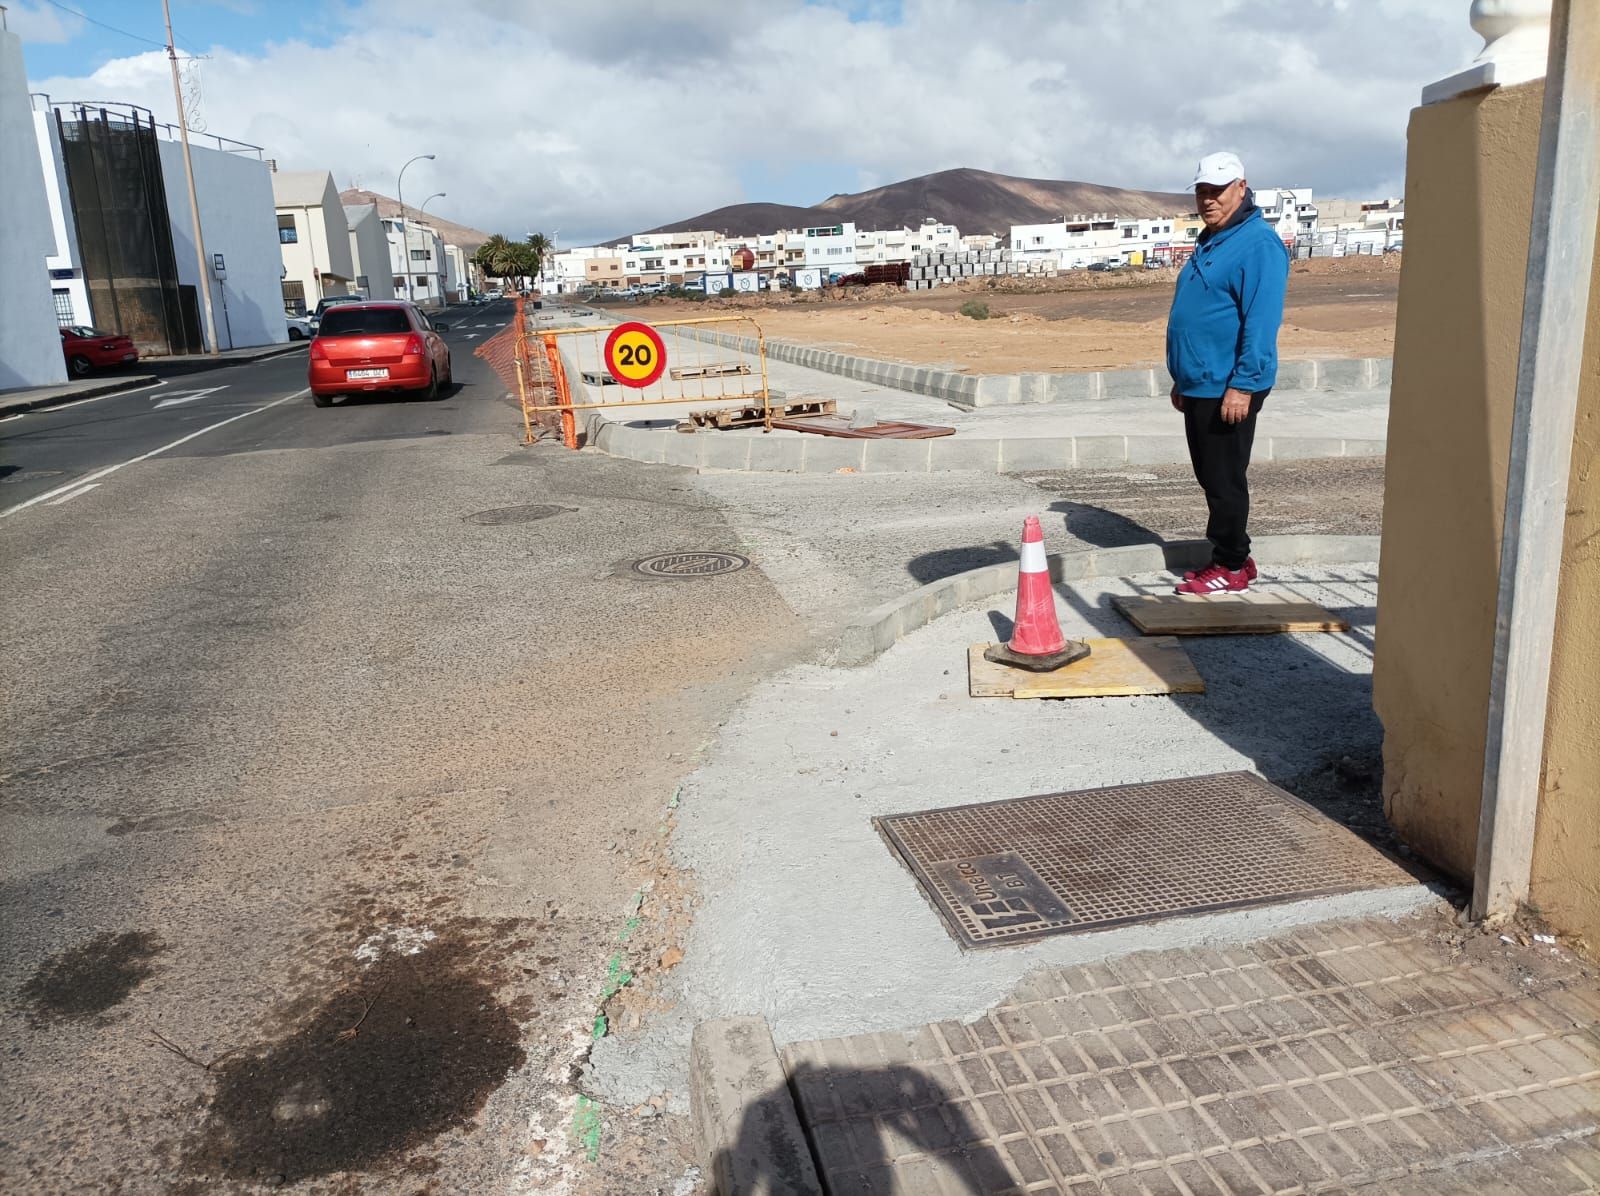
left=785, top=914, right=1600, bottom=1194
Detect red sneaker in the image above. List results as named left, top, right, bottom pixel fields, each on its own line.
left=1184, top=556, right=1257, bottom=582
left=1175, top=561, right=1252, bottom=595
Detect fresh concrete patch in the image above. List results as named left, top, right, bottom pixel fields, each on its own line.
left=585, top=561, right=1441, bottom=1112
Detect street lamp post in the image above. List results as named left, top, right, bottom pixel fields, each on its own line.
left=420, top=192, right=445, bottom=306
left=395, top=153, right=434, bottom=304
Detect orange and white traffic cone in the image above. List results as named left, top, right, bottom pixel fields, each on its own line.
left=984, top=515, right=1092, bottom=672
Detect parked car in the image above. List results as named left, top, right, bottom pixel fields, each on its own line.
left=285, top=314, right=313, bottom=340
left=1086, top=261, right=1111, bottom=272
left=307, top=302, right=451, bottom=407
left=59, top=325, right=138, bottom=376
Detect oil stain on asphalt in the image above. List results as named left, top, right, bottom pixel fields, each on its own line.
left=21, top=930, right=164, bottom=1023
left=182, top=926, right=527, bottom=1186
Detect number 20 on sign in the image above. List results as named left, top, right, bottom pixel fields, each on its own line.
left=603, top=322, right=668, bottom=389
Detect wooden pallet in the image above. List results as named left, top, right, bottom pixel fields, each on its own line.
left=581, top=370, right=619, bottom=386
left=689, top=399, right=835, bottom=430
left=670, top=361, right=751, bottom=381
left=1112, top=593, right=1350, bottom=635
left=769, top=414, right=956, bottom=439
left=968, top=638, right=1204, bottom=699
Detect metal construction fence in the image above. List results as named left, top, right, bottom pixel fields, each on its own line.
left=510, top=308, right=771, bottom=448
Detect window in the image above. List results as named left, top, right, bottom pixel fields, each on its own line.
left=277, top=214, right=298, bottom=243
left=318, top=307, right=411, bottom=336
left=53, top=289, right=75, bottom=323
left=281, top=279, right=307, bottom=315
left=410, top=249, right=430, bottom=262
left=1123, top=228, right=1135, bottom=238
left=393, top=277, right=405, bottom=290
left=415, top=275, right=430, bottom=287
left=1031, top=236, right=1043, bottom=246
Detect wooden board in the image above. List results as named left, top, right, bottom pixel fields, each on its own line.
left=967, top=637, right=1204, bottom=699
left=769, top=414, right=956, bottom=439
left=670, top=361, right=751, bottom=380
left=689, top=399, right=835, bottom=429
left=1112, top=593, right=1350, bottom=635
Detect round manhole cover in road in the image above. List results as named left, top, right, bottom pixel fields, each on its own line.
left=464, top=504, right=575, bottom=525
left=632, top=551, right=750, bottom=579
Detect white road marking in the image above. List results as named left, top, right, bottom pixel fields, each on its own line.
left=44, top=482, right=101, bottom=505
left=154, top=385, right=228, bottom=409
left=3, top=378, right=168, bottom=417
left=0, top=389, right=308, bottom=519
left=463, top=333, right=480, bottom=340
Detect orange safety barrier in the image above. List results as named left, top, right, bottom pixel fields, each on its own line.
left=515, top=315, right=772, bottom=448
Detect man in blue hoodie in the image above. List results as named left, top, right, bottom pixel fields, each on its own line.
left=1166, top=152, right=1289, bottom=595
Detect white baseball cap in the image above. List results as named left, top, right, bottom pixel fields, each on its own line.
left=1190, top=151, right=1246, bottom=187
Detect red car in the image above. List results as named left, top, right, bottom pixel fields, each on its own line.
left=307, top=301, right=451, bottom=406
left=60, top=326, right=139, bottom=376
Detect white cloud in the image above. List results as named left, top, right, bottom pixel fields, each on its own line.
left=6, top=0, right=86, bottom=44
left=26, top=0, right=1479, bottom=244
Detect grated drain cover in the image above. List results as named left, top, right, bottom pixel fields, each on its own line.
left=464, top=504, right=574, bottom=525
left=632, top=551, right=749, bottom=579
left=875, top=772, right=1415, bottom=950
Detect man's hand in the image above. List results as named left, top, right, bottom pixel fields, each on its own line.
left=1220, top=387, right=1252, bottom=424
left=1170, top=385, right=1184, bottom=412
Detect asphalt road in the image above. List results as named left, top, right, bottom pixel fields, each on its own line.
left=0, top=299, right=805, bottom=1194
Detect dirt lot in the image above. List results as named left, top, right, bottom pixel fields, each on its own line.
left=621, top=254, right=1399, bottom=374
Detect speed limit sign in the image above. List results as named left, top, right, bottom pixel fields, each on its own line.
left=603, top=321, right=668, bottom=388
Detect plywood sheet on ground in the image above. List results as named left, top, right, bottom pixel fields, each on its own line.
left=1112, top=593, right=1350, bottom=635
left=967, top=637, right=1203, bottom=699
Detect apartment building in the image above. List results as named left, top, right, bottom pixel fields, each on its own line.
left=274, top=169, right=357, bottom=315
left=802, top=222, right=858, bottom=273
left=343, top=203, right=394, bottom=301
left=383, top=217, right=447, bottom=307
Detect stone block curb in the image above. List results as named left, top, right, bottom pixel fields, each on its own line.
left=588, top=309, right=1391, bottom=408
left=832, top=533, right=1382, bottom=666
left=582, top=411, right=1386, bottom=474
left=690, top=1016, right=823, bottom=1196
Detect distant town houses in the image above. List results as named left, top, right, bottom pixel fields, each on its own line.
left=541, top=188, right=1403, bottom=296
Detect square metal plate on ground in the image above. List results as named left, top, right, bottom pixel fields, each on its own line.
left=1112, top=593, right=1350, bottom=635
left=874, top=771, right=1415, bottom=949
left=967, top=638, right=1204, bottom=699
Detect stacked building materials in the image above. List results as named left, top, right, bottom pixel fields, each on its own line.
left=903, top=248, right=1059, bottom=290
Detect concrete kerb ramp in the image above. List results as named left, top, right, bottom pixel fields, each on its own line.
left=832, top=533, right=1383, bottom=665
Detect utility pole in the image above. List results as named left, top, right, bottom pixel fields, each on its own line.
left=162, top=0, right=218, bottom=355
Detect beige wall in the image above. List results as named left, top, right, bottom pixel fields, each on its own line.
left=1373, top=79, right=1600, bottom=946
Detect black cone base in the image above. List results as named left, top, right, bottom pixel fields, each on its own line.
left=983, top=639, right=1093, bottom=673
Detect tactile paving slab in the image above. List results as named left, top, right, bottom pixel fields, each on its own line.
left=875, top=771, right=1415, bottom=949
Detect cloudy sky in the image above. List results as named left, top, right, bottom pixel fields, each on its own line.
left=14, top=0, right=1479, bottom=244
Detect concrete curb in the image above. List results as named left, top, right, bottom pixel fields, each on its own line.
left=690, top=1016, right=822, bottom=1196
left=588, top=309, right=1393, bottom=408
left=0, top=374, right=160, bottom=416
left=833, top=533, right=1382, bottom=666
left=582, top=410, right=1385, bottom=474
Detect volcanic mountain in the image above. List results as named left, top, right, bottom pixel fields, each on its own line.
left=626, top=167, right=1193, bottom=241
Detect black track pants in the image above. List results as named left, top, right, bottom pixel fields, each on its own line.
left=1182, top=390, right=1269, bottom=570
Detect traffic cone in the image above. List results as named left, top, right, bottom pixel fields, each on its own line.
left=984, top=516, right=1092, bottom=672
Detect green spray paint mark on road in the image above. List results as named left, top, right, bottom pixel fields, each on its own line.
left=572, top=1096, right=602, bottom=1162
left=600, top=953, right=633, bottom=1000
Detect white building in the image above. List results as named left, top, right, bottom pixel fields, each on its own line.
left=33, top=95, right=284, bottom=352
left=802, top=222, right=857, bottom=274
left=1256, top=187, right=1317, bottom=243
left=1010, top=214, right=1122, bottom=268
left=442, top=243, right=469, bottom=302
left=273, top=170, right=356, bottom=314
left=344, top=203, right=393, bottom=301
left=384, top=217, right=447, bottom=307
left=1, top=29, right=66, bottom=388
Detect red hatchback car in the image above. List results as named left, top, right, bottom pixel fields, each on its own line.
left=60, top=326, right=139, bottom=376
left=307, top=301, right=451, bottom=406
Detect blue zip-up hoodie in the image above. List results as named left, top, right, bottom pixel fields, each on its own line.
left=1166, top=196, right=1289, bottom=398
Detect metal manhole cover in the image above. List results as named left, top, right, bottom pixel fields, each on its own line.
left=464, top=504, right=575, bottom=525
left=875, top=772, right=1415, bottom=950
left=633, top=551, right=749, bottom=579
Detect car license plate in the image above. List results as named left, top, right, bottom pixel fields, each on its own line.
left=347, top=368, right=388, bottom=380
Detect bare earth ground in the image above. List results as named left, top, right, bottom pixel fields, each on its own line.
left=623, top=254, right=1400, bottom=373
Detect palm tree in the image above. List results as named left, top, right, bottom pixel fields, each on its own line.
left=523, top=233, right=552, bottom=283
